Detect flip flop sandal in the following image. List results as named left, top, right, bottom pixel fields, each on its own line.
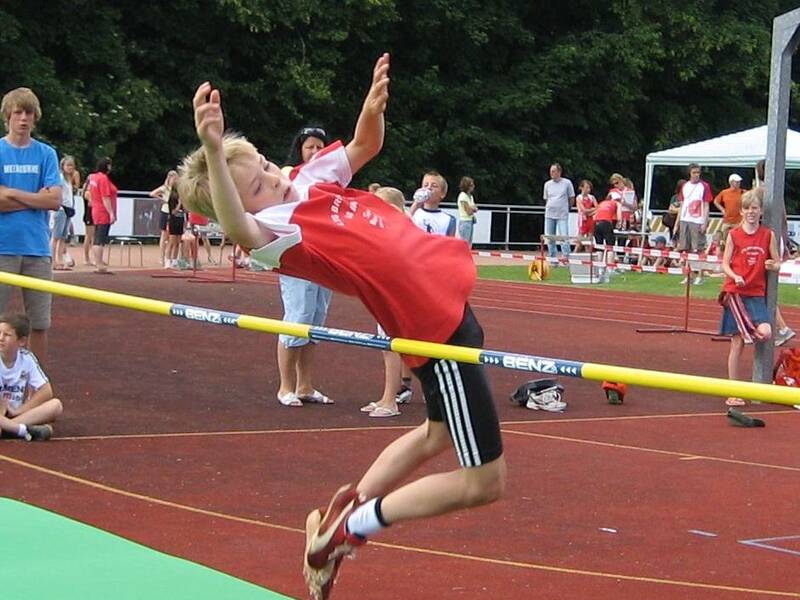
left=298, top=390, right=334, bottom=404
left=360, top=402, right=379, bottom=413
left=278, top=392, right=302, bottom=407
left=369, top=406, right=401, bottom=418
left=725, top=397, right=746, bottom=407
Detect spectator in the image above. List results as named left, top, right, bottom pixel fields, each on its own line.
left=165, top=179, right=187, bottom=269
left=86, top=157, right=117, bottom=274
left=620, top=177, right=639, bottom=230
left=638, top=235, right=673, bottom=270
left=0, top=313, right=61, bottom=441
left=275, top=125, right=334, bottom=407
left=360, top=186, right=413, bottom=418
left=662, top=179, right=685, bottom=240
left=594, top=190, right=622, bottom=275
left=714, top=173, right=744, bottom=244
left=0, top=87, right=61, bottom=364
left=456, top=176, right=478, bottom=247
left=542, top=163, right=575, bottom=264
left=574, top=179, right=597, bottom=253
left=410, top=171, right=456, bottom=235
left=719, top=188, right=780, bottom=406
left=675, top=163, right=713, bottom=285
left=52, top=155, right=79, bottom=270
left=80, top=177, right=95, bottom=265
left=185, top=211, right=216, bottom=266
left=149, top=170, right=178, bottom=268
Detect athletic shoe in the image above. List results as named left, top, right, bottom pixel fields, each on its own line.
left=306, top=484, right=365, bottom=570
left=26, top=424, right=53, bottom=441
left=774, top=327, right=796, bottom=347
left=395, top=385, right=413, bottom=404
left=303, top=508, right=344, bottom=600
left=525, top=395, right=567, bottom=412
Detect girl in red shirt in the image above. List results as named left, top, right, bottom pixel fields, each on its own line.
left=719, top=188, right=780, bottom=406
left=575, top=179, right=597, bottom=252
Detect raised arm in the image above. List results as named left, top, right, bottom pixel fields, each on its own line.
left=346, top=53, right=390, bottom=175
left=192, top=82, right=272, bottom=249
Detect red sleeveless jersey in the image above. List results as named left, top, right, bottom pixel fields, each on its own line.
left=722, top=225, right=772, bottom=296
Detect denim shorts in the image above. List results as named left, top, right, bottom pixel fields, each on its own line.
left=52, top=209, right=70, bottom=240
left=0, top=255, right=53, bottom=329
left=719, top=295, right=769, bottom=336
left=278, top=275, right=332, bottom=347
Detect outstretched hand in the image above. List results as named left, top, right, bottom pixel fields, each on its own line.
left=362, top=53, right=390, bottom=116
left=193, top=82, right=224, bottom=151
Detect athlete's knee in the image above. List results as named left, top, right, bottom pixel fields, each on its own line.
left=462, top=457, right=506, bottom=507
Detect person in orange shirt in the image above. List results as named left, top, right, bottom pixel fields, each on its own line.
left=713, top=173, right=744, bottom=245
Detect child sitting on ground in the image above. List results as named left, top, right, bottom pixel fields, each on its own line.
left=178, top=54, right=505, bottom=600
left=0, top=313, right=62, bottom=441
left=719, top=188, right=780, bottom=407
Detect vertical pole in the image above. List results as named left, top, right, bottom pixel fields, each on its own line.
left=755, top=8, right=800, bottom=383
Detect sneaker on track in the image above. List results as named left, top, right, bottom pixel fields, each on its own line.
left=306, top=484, right=365, bottom=570
left=26, top=424, right=53, bottom=441
left=395, top=386, right=413, bottom=404
left=304, top=508, right=344, bottom=600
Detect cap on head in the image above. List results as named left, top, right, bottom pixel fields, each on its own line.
left=728, top=173, right=742, bottom=184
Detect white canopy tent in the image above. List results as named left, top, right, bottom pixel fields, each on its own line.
left=642, top=125, right=800, bottom=225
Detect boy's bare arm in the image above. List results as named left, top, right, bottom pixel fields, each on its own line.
left=192, top=82, right=272, bottom=249
left=0, top=185, right=60, bottom=212
left=346, top=53, right=390, bottom=174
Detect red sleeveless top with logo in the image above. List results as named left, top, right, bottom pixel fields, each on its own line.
left=722, top=225, right=772, bottom=297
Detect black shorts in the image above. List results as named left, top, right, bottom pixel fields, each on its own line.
left=412, top=305, right=502, bottom=467
left=594, top=220, right=615, bottom=246
left=159, top=212, right=170, bottom=231
left=168, top=214, right=185, bottom=236
left=93, top=224, right=111, bottom=245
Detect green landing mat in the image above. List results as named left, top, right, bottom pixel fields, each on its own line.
left=0, top=498, right=292, bottom=599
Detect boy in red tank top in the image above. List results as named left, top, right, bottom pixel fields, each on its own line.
left=719, top=188, right=780, bottom=407
left=179, top=54, right=506, bottom=600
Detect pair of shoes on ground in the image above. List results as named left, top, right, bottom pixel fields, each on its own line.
left=726, top=397, right=747, bottom=407
left=278, top=389, right=333, bottom=407
left=359, top=402, right=400, bottom=417
left=24, top=424, right=53, bottom=441
left=304, top=484, right=366, bottom=600
left=774, top=327, right=796, bottom=347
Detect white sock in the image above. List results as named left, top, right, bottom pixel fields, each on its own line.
left=17, top=424, right=28, bottom=439
left=345, top=497, right=387, bottom=539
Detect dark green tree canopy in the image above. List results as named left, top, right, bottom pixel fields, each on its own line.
left=1, top=1, right=797, bottom=207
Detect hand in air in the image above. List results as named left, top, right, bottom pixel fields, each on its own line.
left=362, top=53, right=390, bottom=116
left=193, top=82, right=224, bottom=150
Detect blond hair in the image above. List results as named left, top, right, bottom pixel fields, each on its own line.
left=741, top=186, right=765, bottom=210
left=374, top=186, right=406, bottom=213
left=177, top=133, right=259, bottom=219
left=1, top=87, right=42, bottom=129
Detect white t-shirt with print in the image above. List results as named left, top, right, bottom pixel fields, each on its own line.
left=1, top=349, right=48, bottom=412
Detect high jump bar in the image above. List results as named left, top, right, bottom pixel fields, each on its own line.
left=2, top=271, right=799, bottom=406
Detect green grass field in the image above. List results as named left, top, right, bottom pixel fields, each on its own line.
left=477, top=265, right=800, bottom=307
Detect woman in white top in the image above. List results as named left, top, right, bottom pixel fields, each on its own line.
left=457, top=176, right=478, bottom=247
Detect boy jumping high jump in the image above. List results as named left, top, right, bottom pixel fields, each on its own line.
left=178, top=53, right=506, bottom=599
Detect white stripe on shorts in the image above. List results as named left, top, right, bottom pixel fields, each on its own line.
left=434, top=359, right=480, bottom=467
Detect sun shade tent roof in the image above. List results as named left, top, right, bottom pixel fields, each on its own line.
left=642, top=125, right=800, bottom=226
left=645, top=125, right=800, bottom=168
